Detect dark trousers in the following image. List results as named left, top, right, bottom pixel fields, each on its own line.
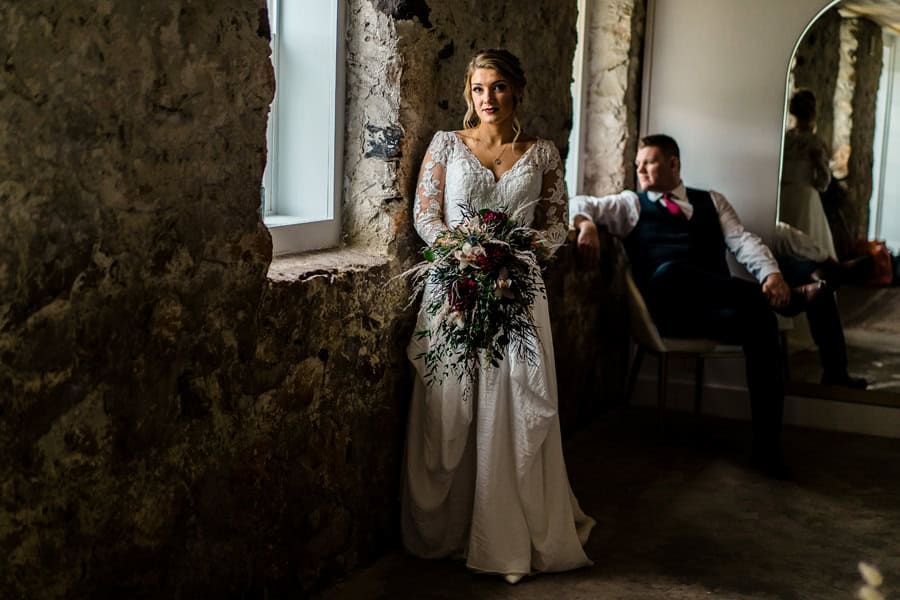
left=642, top=261, right=784, bottom=448
left=777, top=254, right=849, bottom=378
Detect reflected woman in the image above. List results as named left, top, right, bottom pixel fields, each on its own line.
left=779, top=89, right=837, bottom=259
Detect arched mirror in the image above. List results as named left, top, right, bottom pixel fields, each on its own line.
left=778, top=0, right=900, bottom=404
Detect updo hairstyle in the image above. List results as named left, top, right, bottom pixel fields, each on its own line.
left=789, top=89, right=817, bottom=123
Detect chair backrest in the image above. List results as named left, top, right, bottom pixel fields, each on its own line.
left=623, top=268, right=667, bottom=353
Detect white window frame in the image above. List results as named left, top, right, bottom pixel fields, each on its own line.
left=565, top=0, right=589, bottom=197
left=262, top=0, right=346, bottom=255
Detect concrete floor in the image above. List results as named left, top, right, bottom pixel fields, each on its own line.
left=789, top=285, right=900, bottom=396
left=318, top=411, right=900, bottom=599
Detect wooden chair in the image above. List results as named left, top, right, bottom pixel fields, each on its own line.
left=622, top=268, right=744, bottom=428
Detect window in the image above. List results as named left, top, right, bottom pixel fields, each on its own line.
left=871, top=31, right=900, bottom=252
left=262, top=0, right=346, bottom=255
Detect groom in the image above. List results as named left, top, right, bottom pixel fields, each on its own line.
left=572, top=134, right=822, bottom=478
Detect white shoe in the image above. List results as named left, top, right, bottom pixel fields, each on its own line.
left=504, top=574, right=523, bottom=585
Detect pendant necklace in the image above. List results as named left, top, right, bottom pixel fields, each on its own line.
left=493, top=142, right=510, bottom=165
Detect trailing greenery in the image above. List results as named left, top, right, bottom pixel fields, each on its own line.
left=402, top=201, right=554, bottom=384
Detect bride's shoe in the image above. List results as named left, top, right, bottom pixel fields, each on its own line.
left=504, top=574, right=524, bottom=585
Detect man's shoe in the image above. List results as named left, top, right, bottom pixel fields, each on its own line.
left=811, top=255, right=875, bottom=288
left=821, top=373, right=868, bottom=390
left=775, top=281, right=828, bottom=317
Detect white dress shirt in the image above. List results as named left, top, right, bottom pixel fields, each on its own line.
left=570, top=182, right=780, bottom=283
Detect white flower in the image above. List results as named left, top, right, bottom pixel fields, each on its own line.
left=858, top=586, right=885, bottom=600
left=859, top=562, right=884, bottom=587
left=454, top=242, right=485, bottom=269
left=449, top=310, right=466, bottom=329
left=493, top=267, right=515, bottom=299
left=462, top=216, right=483, bottom=233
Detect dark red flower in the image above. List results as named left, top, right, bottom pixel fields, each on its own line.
left=473, top=243, right=508, bottom=272
left=449, top=277, right=479, bottom=311
left=480, top=209, right=508, bottom=225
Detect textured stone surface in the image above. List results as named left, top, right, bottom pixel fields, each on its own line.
left=841, top=17, right=882, bottom=239
left=343, top=0, right=581, bottom=255
left=546, top=238, right=629, bottom=431
left=0, top=0, right=633, bottom=597
left=1, top=1, right=275, bottom=597
left=580, top=0, right=647, bottom=196
left=790, top=8, right=842, bottom=153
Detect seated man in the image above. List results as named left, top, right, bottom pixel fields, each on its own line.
left=773, top=221, right=868, bottom=389
left=572, top=133, right=824, bottom=478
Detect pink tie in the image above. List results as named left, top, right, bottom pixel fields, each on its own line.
left=662, top=192, right=682, bottom=216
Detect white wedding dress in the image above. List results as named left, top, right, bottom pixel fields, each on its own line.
left=401, top=131, right=594, bottom=577
left=779, top=128, right=837, bottom=259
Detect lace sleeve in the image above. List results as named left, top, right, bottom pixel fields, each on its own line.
left=532, top=140, right=568, bottom=253
left=413, top=132, right=452, bottom=245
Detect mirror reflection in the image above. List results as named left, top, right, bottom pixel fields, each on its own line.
left=778, top=0, right=900, bottom=400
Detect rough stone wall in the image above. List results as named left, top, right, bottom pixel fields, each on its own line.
left=840, top=17, right=882, bottom=239
left=790, top=7, right=842, bottom=154
left=254, top=256, right=414, bottom=594
left=343, top=0, right=582, bottom=257
left=1, top=1, right=275, bottom=597
left=342, top=2, right=405, bottom=251
left=338, top=0, right=625, bottom=431
left=1, top=0, right=630, bottom=598
left=580, top=0, right=647, bottom=196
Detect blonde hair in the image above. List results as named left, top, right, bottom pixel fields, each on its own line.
left=462, top=48, right=526, bottom=142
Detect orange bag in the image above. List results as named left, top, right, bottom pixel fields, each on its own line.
left=854, top=240, right=893, bottom=286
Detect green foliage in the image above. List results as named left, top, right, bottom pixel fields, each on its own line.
left=409, top=202, right=547, bottom=384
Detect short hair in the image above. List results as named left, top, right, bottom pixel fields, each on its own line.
left=638, top=134, right=680, bottom=160
left=789, top=89, right=817, bottom=122
left=462, top=48, right=527, bottom=134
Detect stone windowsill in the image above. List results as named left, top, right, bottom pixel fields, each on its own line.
left=267, top=246, right=391, bottom=283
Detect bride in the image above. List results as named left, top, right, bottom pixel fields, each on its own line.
left=401, top=48, right=594, bottom=584
left=779, top=89, right=837, bottom=259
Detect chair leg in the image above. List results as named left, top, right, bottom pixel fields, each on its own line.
left=625, top=346, right=645, bottom=406
left=694, top=356, right=705, bottom=416
left=780, top=330, right=791, bottom=383
left=657, top=353, right=668, bottom=432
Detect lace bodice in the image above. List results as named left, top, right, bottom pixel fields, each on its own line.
left=781, top=128, right=831, bottom=191
left=413, top=131, right=568, bottom=248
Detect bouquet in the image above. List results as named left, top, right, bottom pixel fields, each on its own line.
left=404, top=201, right=558, bottom=384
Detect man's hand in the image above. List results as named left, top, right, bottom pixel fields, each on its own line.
left=762, top=272, right=791, bottom=309
left=574, top=216, right=600, bottom=265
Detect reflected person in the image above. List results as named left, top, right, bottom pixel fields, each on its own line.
left=774, top=221, right=868, bottom=389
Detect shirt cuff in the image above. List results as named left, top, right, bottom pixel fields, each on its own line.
left=571, top=210, right=594, bottom=226
left=758, top=265, right=782, bottom=285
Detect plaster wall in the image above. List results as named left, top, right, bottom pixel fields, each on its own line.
left=643, top=0, right=834, bottom=242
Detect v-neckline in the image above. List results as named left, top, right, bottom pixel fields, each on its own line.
left=452, top=132, right=539, bottom=184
